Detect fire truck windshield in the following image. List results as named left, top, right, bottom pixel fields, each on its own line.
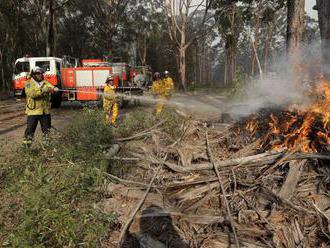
left=14, top=61, right=30, bottom=74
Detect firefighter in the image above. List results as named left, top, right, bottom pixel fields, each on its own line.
left=103, top=75, right=118, bottom=126
left=163, top=70, right=174, bottom=98
left=23, top=66, right=59, bottom=147
left=151, top=72, right=166, bottom=115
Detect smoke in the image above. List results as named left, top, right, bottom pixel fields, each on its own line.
left=226, top=42, right=324, bottom=118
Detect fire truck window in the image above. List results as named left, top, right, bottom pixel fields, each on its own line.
left=14, top=62, right=30, bottom=74
left=36, top=61, right=50, bottom=72
left=56, top=62, right=61, bottom=72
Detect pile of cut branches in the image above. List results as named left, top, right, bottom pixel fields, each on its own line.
left=101, top=110, right=330, bottom=248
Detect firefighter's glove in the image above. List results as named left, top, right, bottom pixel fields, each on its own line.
left=41, top=86, right=53, bottom=94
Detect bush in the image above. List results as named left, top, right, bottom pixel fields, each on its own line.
left=6, top=163, right=115, bottom=247
left=0, top=109, right=117, bottom=247
left=54, top=109, right=113, bottom=164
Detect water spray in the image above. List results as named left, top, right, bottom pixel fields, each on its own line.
left=55, top=88, right=227, bottom=117
left=57, top=88, right=186, bottom=109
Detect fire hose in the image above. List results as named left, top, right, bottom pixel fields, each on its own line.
left=55, top=88, right=184, bottom=108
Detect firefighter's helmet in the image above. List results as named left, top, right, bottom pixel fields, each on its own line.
left=154, top=72, right=160, bottom=79
left=106, top=75, right=114, bottom=82
left=31, top=66, right=45, bottom=75
left=164, top=70, right=169, bottom=75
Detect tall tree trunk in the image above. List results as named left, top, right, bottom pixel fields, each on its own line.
left=142, top=36, right=147, bottom=65
left=224, top=59, right=227, bottom=86
left=0, top=50, right=4, bottom=92
left=225, top=38, right=236, bottom=85
left=251, top=14, right=260, bottom=75
left=205, top=47, right=209, bottom=84
left=202, top=45, right=205, bottom=84
left=179, top=47, right=187, bottom=91
left=179, top=14, right=187, bottom=91
left=287, top=0, right=305, bottom=52
left=264, top=22, right=271, bottom=73
left=194, top=44, right=198, bottom=84
left=199, top=47, right=202, bottom=85
left=316, top=0, right=330, bottom=66
left=46, top=0, right=56, bottom=56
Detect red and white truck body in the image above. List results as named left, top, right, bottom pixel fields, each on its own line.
left=12, top=57, right=143, bottom=105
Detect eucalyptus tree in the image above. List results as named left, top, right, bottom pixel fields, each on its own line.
left=315, top=0, right=330, bottom=66
left=158, top=0, right=214, bottom=91
left=287, top=0, right=305, bottom=52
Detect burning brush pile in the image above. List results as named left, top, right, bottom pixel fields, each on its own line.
left=100, top=81, right=330, bottom=247
left=238, top=77, right=330, bottom=154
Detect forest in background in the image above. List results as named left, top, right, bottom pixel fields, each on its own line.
left=0, top=0, right=327, bottom=92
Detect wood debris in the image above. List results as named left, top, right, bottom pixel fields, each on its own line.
left=102, top=112, right=330, bottom=248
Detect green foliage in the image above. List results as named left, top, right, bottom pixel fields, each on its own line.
left=115, top=107, right=156, bottom=138
left=5, top=164, right=114, bottom=248
left=54, top=109, right=113, bottom=164
left=0, top=110, right=118, bottom=247
left=225, top=69, right=250, bottom=99
left=115, top=107, right=183, bottom=141
left=159, top=108, right=183, bottom=141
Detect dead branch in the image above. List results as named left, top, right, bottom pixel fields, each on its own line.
left=206, top=131, right=240, bottom=248
left=160, top=152, right=330, bottom=173
left=261, top=187, right=315, bottom=214
left=114, top=120, right=166, bottom=142
left=138, top=210, right=225, bottom=225
left=119, top=166, right=161, bottom=247
left=102, top=171, right=149, bottom=188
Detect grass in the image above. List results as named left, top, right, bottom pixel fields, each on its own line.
left=0, top=107, right=183, bottom=247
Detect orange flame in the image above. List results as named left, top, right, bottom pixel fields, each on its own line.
left=245, top=77, right=330, bottom=153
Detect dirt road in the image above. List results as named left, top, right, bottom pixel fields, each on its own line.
left=0, top=99, right=82, bottom=140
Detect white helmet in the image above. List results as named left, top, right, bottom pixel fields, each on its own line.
left=106, top=75, right=114, bottom=81
left=31, top=66, right=45, bottom=75
left=164, top=70, right=169, bottom=75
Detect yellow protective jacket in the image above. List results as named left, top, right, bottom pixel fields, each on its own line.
left=25, top=79, right=54, bottom=116
left=103, top=85, right=116, bottom=110
left=163, top=77, right=174, bottom=96
left=152, top=79, right=164, bottom=96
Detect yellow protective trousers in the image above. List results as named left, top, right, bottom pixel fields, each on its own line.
left=155, top=95, right=165, bottom=115
left=103, top=101, right=118, bottom=125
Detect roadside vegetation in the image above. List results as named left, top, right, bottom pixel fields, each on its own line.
left=0, top=108, right=181, bottom=247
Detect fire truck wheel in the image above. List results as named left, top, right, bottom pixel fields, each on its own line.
left=51, top=91, right=62, bottom=108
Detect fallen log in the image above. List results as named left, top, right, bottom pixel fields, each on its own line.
left=158, top=152, right=330, bottom=173
left=138, top=211, right=225, bottom=225
left=278, top=160, right=307, bottom=200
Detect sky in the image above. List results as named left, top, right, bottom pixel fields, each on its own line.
left=306, top=0, right=318, bottom=19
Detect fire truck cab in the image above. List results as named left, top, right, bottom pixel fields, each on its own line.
left=12, top=57, right=64, bottom=107
left=13, top=57, right=62, bottom=95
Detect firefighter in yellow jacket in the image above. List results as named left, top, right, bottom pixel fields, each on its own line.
left=151, top=72, right=165, bottom=115
left=103, top=75, right=118, bottom=126
left=23, top=66, right=59, bottom=146
left=163, top=70, right=174, bottom=98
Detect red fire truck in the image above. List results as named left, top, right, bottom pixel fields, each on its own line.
left=12, top=56, right=144, bottom=107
